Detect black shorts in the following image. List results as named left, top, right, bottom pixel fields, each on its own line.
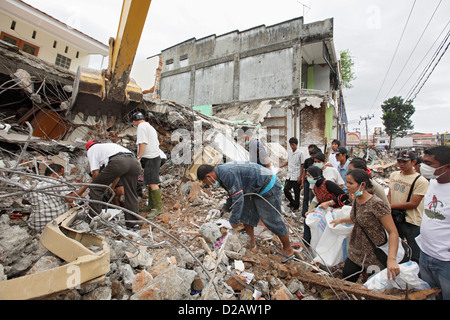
left=141, top=156, right=161, bottom=185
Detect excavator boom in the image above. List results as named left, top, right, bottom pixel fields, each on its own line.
left=67, top=0, right=152, bottom=121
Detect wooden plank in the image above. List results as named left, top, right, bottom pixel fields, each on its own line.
left=293, top=267, right=403, bottom=300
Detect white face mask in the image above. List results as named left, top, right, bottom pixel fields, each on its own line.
left=314, top=163, right=324, bottom=169
left=420, top=163, right=446, bottom=180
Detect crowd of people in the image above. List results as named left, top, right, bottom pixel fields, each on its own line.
left=198, top=135, right=449, bottom=300
left=292, top=140, right=448, bottom=299
left=23, top=118, right=449, bottom=299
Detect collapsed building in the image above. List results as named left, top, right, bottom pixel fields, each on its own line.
left=158, top=16, right=348, bottom=150
left=0, top=2, right=439, bottom=301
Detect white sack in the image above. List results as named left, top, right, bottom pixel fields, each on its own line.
left=364, top=261, right=431, bottom=293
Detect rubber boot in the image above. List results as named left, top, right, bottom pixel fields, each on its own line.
left=146, top=189, right=163, bottom=219
left=139, top=187, right=153, bottom=212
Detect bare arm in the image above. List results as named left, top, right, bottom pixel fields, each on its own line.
left=389, top=194, right=424, bottom=211
left=137, top=143, right=147, bottom=159
left=379, top=214, right=401, bottom=280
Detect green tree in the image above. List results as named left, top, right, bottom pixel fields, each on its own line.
left=381, top=96, right=415, bottom=149
left=339, top=49, right=356, bottom=89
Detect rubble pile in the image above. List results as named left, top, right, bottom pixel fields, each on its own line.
left=0, top=160, right=428, bottom=301
left=0, top=155, right=318, bottom=301
left=0, top=43, right=437, bottom=301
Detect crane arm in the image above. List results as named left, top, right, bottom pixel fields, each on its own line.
left=68, top=0, right=152, bottom=120
left=107, top=0, right=152, bottom=103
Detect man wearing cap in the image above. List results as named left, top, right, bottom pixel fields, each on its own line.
left=86, top=140, right=141, bottom=229
left=335, top=147, right=350, bottom=192
left=131, top=111, right=163, bottom=218
left=388, top=150, right=429, bottom=262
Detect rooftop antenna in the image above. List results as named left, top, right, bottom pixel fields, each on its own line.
left=297, top=1, right=311, bottom=20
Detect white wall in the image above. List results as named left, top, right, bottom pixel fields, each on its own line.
left=1, top=11, right=91, bottom=72
left=239, top=48, right=293, bottom=101
left=313, top=64, right=331, bottom=92
left=160, top=72, right=191, bottom=105
left=194, top=61, right=234, bottom=106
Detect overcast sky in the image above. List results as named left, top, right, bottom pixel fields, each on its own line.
left=23, top=0, right=450, bottom=135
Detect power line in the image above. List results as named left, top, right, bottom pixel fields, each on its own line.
left=373, top=27, right=449, bottom=130
left=396, top=19, right=450, bottom=95
left=405, top=32, right=449, bottom=102
left=367, top=0, right=416, bottom=115
left=405, top=28, right=449, bottom=101
left=383, top=0, right=443, bottom=100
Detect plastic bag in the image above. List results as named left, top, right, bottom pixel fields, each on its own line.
left=326, top=206, right=353, bottom=237
left=364, top=261, right=431, bottom=293
left=312, top=206, right=354, bottom=267
left=305, top=207, right=327, bottom=249
left=376, top=231, right=411, bottom=267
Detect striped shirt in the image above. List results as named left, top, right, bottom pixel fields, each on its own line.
left=24, top=180, right=70, bottom=233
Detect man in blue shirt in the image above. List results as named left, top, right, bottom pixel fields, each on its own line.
left=335, top=147, right=350, bottom=192
left=197, top=162, right=294, bottom=262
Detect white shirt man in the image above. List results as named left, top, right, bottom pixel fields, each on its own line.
left=136, top=121, right=160, bottom=160
left=87, top=143, right=133, bottom=172
left=415, top=146, right=450, bottom=300
left=327, top=139, right=341, bottom=169
left=322, top=165, right=345, bottom=187
left=281, top=138, right=304, bottom=210
left=132, top=111, right=163, bottom=218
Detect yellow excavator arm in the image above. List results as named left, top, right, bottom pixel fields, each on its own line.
left=67, top=0, right=152, bottom=121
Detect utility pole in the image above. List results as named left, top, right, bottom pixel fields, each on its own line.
left=359, top=114, right=374, bottom=161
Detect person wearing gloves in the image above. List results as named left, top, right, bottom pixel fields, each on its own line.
left=331, top=169, right=401, bottom=283
left=197, top=162, right=294, bottom=263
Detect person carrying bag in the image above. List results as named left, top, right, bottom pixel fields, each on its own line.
left=354, top=201, right=412, bottom=269
left=391, top=174, right=421, bottom=226
left=331, top=169, right=401, bottom=282
left=388, top=150, right=429, bottom=262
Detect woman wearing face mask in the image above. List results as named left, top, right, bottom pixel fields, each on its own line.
left=305, top=166, right=349, bottom=214
left=313, top=152, right=345, bottom=189
left=348, top=157, right=390, bottom=207
left=332, top=169, right=400, bottom=282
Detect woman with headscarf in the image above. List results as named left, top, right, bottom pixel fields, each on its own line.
left=305, top=165, right=350, bottom=214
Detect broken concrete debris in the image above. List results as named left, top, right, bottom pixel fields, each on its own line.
left=0, top=41, right=437, bottom=302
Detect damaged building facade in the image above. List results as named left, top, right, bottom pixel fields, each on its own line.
left=159, top=16, right=348, bottom=149
left=0, top=0, right=109, bottom=72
